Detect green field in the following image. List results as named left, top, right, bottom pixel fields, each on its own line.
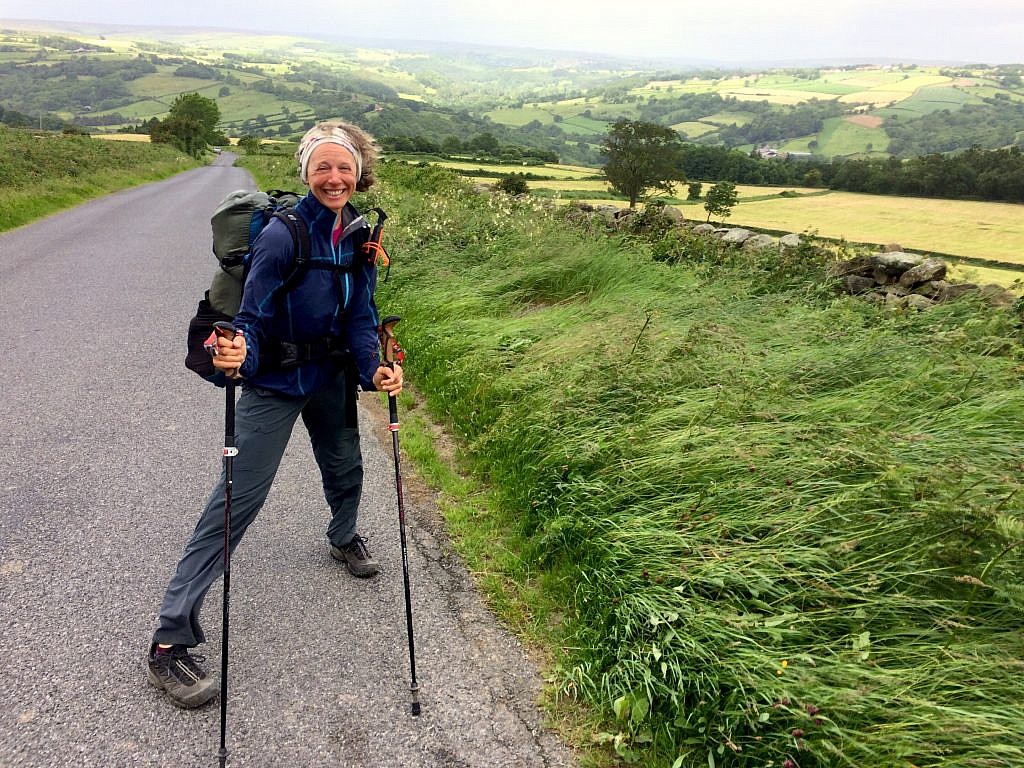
left=700, top=111, right=757, bottom=126
left=557, top=114, right=609, bottom=135
left=91, top=99, right=175, bottom=120
left=216, top=93, right=314, bottom=125
left=874, top=84, right=986, bottom=118
left=126, top=72, right=224, bottom=100
left=670, top=121, right=718, bottom=138
left=484, top=105, right=557, bottom=126
left=781, top=116, right=890, bottom=156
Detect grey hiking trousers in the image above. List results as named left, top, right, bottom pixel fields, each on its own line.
left=152, top=366, right=362, bottom=648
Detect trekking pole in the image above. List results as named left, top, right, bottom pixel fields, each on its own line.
left=378, top=315, right=420, bottom=716
left=208, top=322, right=239, bottom=766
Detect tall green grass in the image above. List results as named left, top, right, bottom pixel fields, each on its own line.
left=243, top=155, right=1024, bottom=768
left=0, top=127, right=199, bottom=232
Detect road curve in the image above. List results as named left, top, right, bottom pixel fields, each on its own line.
left=0, top=154, right=575, bottom=768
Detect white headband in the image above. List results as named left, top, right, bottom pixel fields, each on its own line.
left=298, top=133, right=362, bottom=185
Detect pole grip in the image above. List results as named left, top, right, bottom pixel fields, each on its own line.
left=388, top=393, right=399, bottom=428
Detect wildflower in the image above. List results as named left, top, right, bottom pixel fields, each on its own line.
left=783, top=759, right=796, bottom=768
left=791, top=728, right=804, bottom=738
left=805, top=704, right=820, bottom=715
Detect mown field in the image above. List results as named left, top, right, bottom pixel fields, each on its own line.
left=238, top=153, right=1024, bottom=768
left=727, top=191, right=1024, bottom=266
left=447, top=158, right=1024, bottom=281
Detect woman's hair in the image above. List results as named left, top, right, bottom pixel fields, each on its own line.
left=295, top=121, right=379, bottom=192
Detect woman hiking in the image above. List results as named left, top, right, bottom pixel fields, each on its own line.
left=146, top=122, right=403, bottom=708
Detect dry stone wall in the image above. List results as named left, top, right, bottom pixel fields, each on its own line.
left=558, top=201, right=1019, bottom=310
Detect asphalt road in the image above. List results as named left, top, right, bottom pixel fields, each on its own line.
left=0, top=155, right=575, bottom=768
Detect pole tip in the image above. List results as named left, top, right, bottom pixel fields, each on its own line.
left=411, top=701, right=421, bottom=716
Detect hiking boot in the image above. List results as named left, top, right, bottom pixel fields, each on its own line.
left=147, top=644, right=218, bottom=709
left=331, top=535, right=380, bottom=578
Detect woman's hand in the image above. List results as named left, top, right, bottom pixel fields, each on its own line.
left=212, top=331, right=246, bottom=379
left=373, top=362, right=403, bottom=396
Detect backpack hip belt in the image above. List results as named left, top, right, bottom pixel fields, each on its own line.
left=267, top=335, right=350, bottom=370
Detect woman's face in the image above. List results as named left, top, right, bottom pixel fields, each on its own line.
left=307, top=143, right=358, bottom=213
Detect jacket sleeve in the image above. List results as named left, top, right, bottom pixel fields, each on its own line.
left=346, top=259, right=382, bottom=391
left=233, top=220, right=293, bottom=380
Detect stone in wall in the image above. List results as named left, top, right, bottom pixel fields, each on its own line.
left=743, top=234, right=778, bottom=251
left=872, top=252, right=925, bottom=284
left=720, top=228, right=753, bottom=244
left=841, top=275, right=876, bottom=294
left=898, top=258, right=947, bottom=289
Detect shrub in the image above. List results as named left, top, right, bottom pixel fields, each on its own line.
left=496, top=173, right=529, bottom=195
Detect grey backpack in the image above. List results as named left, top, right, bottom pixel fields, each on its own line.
left=185, top=189, right=309, bottom=383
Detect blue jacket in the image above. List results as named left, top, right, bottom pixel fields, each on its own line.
left=234, top=193, right=381, bottom=396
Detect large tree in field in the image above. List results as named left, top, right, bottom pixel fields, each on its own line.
left=151, top=92, right=224, bottom=157
left=602, top=119, right=685, bottom=208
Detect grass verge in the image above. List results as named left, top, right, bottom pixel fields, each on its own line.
left=238, top=152, right=1024, bottom=768
left=0, top=126, right=200, bottom=233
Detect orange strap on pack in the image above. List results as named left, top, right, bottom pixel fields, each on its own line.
left=361, top=207, right=390, bottom=269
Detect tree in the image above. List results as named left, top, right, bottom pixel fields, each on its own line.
left=687, top=181, right=703, bottom=200
left=151, top=115, right=205, bottom=156
left=803, top=168, right=823, bottom=187
left=169, top=92, right=220, bottom=135
left=469, top=132, right=499, bottom=153
left=602, top=119, right=684, bottom=208
left=151, top=92, right=222, bottom=157
left=496, top=174, right=529, bottom=195
left=704, top=181, right=738, bottom=222
left=237, top=135, right=262, bottom=154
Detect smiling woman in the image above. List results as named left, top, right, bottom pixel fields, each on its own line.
left=145, top=119, right=404, bottom=711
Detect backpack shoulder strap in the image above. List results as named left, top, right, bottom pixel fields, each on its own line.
left=272, top=210, right=311, bottom=296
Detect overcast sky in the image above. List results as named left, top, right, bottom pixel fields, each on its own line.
left=2, top=0, right=1022, bottom=65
